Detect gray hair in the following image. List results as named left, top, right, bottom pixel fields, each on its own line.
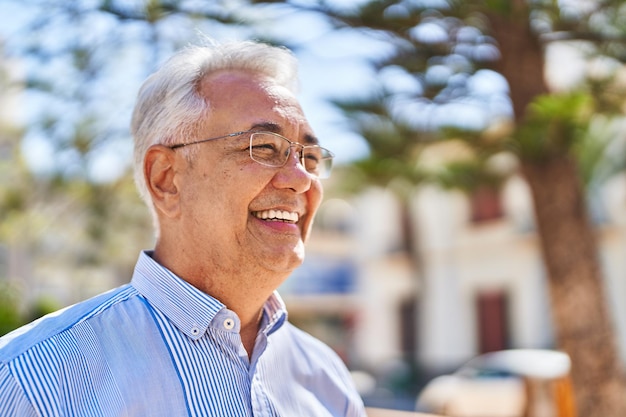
left=130, top=40, right=299, bottom=225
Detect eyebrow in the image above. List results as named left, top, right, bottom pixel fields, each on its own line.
left=249, top=122, right=320, bottom=146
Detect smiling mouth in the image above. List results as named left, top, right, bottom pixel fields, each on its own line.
left=252, top=209, right=299, bottom=223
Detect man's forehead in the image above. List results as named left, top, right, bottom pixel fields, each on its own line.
left=200, top=71, right=317, bottom=144
left=248, top=121, right=319, bottom=145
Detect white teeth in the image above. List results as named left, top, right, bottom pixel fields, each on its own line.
left=253, top=210, right=299, bottom=223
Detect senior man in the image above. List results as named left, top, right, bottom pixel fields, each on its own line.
left=0, top=40, right=366, bottom=416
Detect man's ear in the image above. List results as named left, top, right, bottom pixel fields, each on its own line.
left=144, top=145, right=182, bottom=218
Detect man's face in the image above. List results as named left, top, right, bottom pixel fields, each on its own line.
left=175, top=71, right=323, bottom=276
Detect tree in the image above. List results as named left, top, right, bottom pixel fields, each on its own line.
left=248, top=0, right=626, bottom=415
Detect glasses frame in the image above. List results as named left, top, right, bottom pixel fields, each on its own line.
left=169, top=130, right=334, bottom=178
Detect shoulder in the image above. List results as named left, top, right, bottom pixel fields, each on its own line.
left=272, top=322, right=366, bottom=415
left=280, top=322, right=350, bottom=372
left=284, top=322, right=335, bottom=352
left=0, top=285, right=138, bottom=363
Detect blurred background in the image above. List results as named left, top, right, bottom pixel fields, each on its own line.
left=1, top=0, right=625, bottom=416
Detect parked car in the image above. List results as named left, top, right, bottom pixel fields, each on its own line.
left=416, top=349, right=575, bottom=417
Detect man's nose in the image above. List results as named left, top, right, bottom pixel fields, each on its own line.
left=289, top=144, right=306, bottom=168
left=273, top=145, right=312, bottom=192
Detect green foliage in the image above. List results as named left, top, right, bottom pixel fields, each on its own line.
left=436, top=159, right=504, bottom=193
left=0, top=282, right=23, bottom=336
left=0, top=281, right=63, bottom=337
left=514, top=92, right=594, bottom=161
left=574, top=116, right=626, bottom=187
left=24, top=296, right=61, bottom=324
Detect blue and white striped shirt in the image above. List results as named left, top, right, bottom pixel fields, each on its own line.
left=0, top=251, right=366, bottom=416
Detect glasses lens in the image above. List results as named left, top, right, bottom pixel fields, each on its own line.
left=302, top=147, right=333, bottom=179
left=249, top=132, right=288, bottom=167
left=249, top=132, right=333, bottom=178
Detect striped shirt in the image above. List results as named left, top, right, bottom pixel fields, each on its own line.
left=0, top=251, right=366, bottom=416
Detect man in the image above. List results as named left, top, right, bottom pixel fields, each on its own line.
left=0, top=40, right=366, bottom=416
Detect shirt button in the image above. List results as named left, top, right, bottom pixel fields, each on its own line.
left=223, top=318, right=235, bottom=330
left=191, top=326, right=200, bottom=336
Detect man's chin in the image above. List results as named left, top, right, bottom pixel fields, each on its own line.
left=260, top=243, right=305, bottom=274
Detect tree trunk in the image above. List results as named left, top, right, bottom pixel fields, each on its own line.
left=488, top=2, right=626, bottom=416
left=487, top=1, right=547, bottom=124
left=522, top=156, right=626, bottom=417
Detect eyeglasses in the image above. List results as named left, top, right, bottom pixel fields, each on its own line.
left=169, top=130, right=334, bottom=179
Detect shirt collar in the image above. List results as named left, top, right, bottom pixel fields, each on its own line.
left=131, top=251, right=288, bottom=339
left=131, top=251, right=224, bottom=340
left=263, top=291, right=288, bottom=336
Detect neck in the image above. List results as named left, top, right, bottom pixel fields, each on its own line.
left=213, top=287, right=269, bottom=359
left=152, top=243, right=282, bottom=359
left=240, top=308, right=265, bottom=359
